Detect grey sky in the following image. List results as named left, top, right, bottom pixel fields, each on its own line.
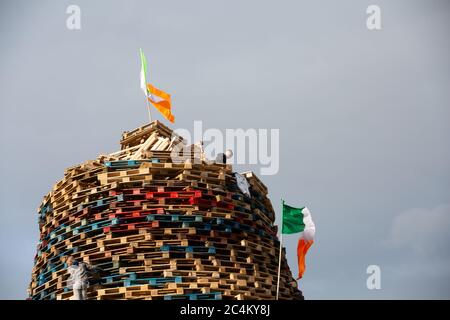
left=1, top=0, right=449, bottom=299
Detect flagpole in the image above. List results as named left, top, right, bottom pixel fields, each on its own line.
left=276, top=199, right=284, bottom=300
left=145, top=94, right=152, bottom=123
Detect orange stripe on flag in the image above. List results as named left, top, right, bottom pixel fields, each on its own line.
left=297, top=238, right=313, bottom=280
left=147, top=83, right=171, bottom=101
left=146, top=83, right=175, bottom=123
left=148, top=99, right=175, bottom=123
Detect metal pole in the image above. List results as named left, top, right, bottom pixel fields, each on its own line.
left=276, top=199, right=284, bottom=300
left=145, top=95, right=152, bottom=123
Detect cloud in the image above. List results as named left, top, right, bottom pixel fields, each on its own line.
left=389, top=204, right=450, bottom=256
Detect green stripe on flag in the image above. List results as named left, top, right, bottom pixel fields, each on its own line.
left=282, top=201, right=306, bottom=234
left=140, top=48, right=147, bottom=82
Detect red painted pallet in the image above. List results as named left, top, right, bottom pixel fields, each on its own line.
left=145, top=190, right=202, bottom=199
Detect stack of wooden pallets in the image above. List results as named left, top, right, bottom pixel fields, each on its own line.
left=28, top=121, right=302, bottom=300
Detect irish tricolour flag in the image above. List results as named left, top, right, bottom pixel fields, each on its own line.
left=282, top=201, right=316, bottom=279
left=140, top=49, right=175, bottom=123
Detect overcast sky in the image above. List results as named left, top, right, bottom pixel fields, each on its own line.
left=1, top=0, right=449, bottom=299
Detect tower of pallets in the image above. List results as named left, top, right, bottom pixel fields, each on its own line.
left=29, top=121, right=303, bottom=300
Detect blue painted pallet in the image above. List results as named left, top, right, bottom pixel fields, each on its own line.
left=37, top=262, right=68, bottom=285
left=102, top=274, right=182, bottom=285
left=105, top=160, right=141, bottom=168
left=41, top=263, right=63, bottom=276
left=105, top=159, right=160, bottom=169
left=102, top=273, right=134, bottom=284
left=43, top=223, right=68, bottom=241
left=146, top=214, right=203, bottom=223
left=76, top=194, right=124, bottom=212
left=160, top=245, right=216, bottom=254
left=44, top=218, right=116, bottom=244
left=124, top=276, right=182, bottom=287
left=72, top=218, right=118, bottom=235
left=183, top=221, right=231, bottom=233
left=47, top=252, right=67, bottom=265
left=39, top=204, right=53, bottom=216
left=38, top=204, right=53, bottom=224
left=94, top=194, right=124, bottom=208
left=128, top=275, right=181, bottom=283
left=40, top=291, right=56, bottom=300
left=164, top=292, right=222, bottom=300
left=35, top=290, right=47, bottom=300
left=190, top=223, right=212, bottom=231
